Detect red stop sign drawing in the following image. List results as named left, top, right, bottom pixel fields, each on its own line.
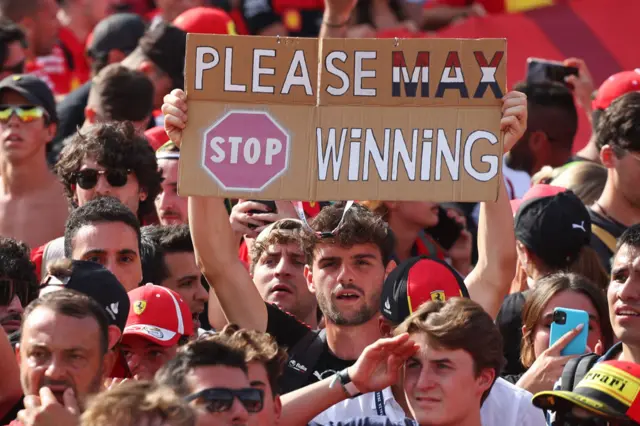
left=202, top=110, right=290, bottom=191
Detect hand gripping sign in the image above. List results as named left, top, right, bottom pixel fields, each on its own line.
left=179, top=35, right=507, bottom=202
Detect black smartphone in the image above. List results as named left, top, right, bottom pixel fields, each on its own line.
left=526, top=58, right=578, bottom=85
left=425, top=207, right=464, bottom=251
left=247, top=200, right=277, bottom=229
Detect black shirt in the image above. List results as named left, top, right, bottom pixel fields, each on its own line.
left=265, top=303, right=355, bottom=386
left=496, top=291, right=529, bottom=376
left=239, top=0, right=323, bottom=37
left=588, top=208, right=627, bottom=273
left=48, top=81, right=92, bottom=165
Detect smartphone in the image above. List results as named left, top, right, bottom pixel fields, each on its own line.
left=549, top=307, right=589, bottom=356
left=526, top=58, right=578, bottom=85
left=247, top=200, right=277, bottom=229
left=424, top=206, right=463, bottom=251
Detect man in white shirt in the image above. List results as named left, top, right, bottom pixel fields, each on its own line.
left=312, top=257, right=546, bottom=426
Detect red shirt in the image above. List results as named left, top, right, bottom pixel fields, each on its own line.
left=425, top=0, right=558, bottom=14
left=28, top=27, right=89, bottom=96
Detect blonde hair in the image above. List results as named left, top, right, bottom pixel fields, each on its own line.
left=550, top=162, right=607, bottom=206
left=81, top=381, right=195, bottom=426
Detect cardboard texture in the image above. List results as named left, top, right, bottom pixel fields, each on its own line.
left=180, top=34, right=507, bottom=202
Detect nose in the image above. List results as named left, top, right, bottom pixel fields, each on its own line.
left=336, top=263, right=355, bottom=284
left=414, top=367, right=438, bottom=391
left=157, top=190, right=171, bottom=210
left=7, top=112, right=21, bottom=128
left=618, top=275, right=640, bottom=303
left=195, top=280, right=208, bottom=303
left=126, top=352, right=142, bottom=372
left=274, top=257, right=291, bottom=278
left=8, top=294, right=23, bottom=314
left=44, top=355, right=67, bottom=381
left=228, top=397, right=249, bottom=424
left=93, top=174, right=112, bottom=195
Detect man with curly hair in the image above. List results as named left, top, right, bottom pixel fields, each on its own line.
left=32, top=121, right=162, bottom=280
left=0, top=237, right=37, bottom=335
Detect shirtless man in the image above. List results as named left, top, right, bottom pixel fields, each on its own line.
left=0, top=74, right=67, bottom=248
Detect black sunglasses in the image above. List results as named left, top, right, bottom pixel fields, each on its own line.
left=185, top=388, right=264, bottom=413
left=0, top=278, right=30, bottom=306
left=72, top=168, right=131, bottom=190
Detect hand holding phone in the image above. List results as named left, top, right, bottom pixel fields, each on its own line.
left=526, top=58, right=579, bottom=85
left=549, top=307, right=589, bottom=356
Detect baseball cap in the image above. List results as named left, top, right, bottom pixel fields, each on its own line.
left=533, top=360, right=640, bottom=423
left=592, top=69, right=640, bottom=111
left=145, top=126, right=170, bottom=151
left=40, top=260, right=130, bottom=332
left=515, top=190, right=591, bottom=269
left=380, top=256, right=469, bottom=324
left=0, top=74, right=57, bottom=123
left=173, top=7, right=237, bottom=35
left=86, top=13, right=146, bottom=60
left=510, top=184, right=567, bottom=214
left=134, top=21, right=187, bottom=90
left=124, top=284, right=194, bottom=346
left=155, top=140, right=180, bottom=160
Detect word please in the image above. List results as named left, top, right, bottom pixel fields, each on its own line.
left=194, top=47, right=504, bottom=99
left=316, top=127, right=499, bottom=182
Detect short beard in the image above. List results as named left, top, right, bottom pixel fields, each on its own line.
left=316, top=292, right=379, bottom=326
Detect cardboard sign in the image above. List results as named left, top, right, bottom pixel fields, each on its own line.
left=179, top=35, right=507, bottom=202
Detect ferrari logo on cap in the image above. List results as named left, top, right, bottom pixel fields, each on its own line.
left=430, top=291, right=446, bottom=302
left=133, top=300, right=146, bottom=315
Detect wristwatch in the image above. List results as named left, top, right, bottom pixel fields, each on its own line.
left=330, top=368, right=362, bottom=398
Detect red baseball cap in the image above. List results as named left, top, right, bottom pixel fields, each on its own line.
left=124, top=284, right=194, bottom=346
left=510, top=184, right=567, bottom=214
left=144, top=126, right=169, bottom=151
left=173, top=7, right=237, bottom=35
left=592, top=69, right=640, bottom=111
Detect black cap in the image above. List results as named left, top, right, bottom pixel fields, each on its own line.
left=135, top=21, right=186, bottom=90
left=0, top=74, right=57, bottom=123
left=87, top=13, right=146, bottom=59
left=41, top=260, right=130, bottom=332
left=381, top=256, right=469, bottom=324
left=515, top=190, right=591, bottom=269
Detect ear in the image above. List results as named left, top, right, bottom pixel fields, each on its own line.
left=84, top=106, right=96, bottom=124
left=527, top=131, right=548, bottom=153
left=384, top=259, right=397, bottom=279
left=45, top=121, right=57, bottom=141
left=600, top=144, right=616, bottom=168
left=521, top=324, right=528, bottom=336
left=107, top=49, right=126, bottom=65
left=515, top=241, right=528, bottom=264
left=102, top=348, right=117, bottom=378
left=378, top=315, right=393, bottom=337
left=476, top=368, right=496, bottom=394
left=304, top=264, right=315, bottom=294
left=107, top=325, right=121, bottom=350
left=273, top=394, right=283, bottom=423
left=138, top=188, right=148, bottom=202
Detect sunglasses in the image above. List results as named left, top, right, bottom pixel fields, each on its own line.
left=0, top=278, right=31, bottom=306
left=0, top=105, right=48, bottom=124
left=292, top=201, right=354, bottom=238
left=185, top=388, right=264, bottom=413
left=72, top=168, right=131, bottom=190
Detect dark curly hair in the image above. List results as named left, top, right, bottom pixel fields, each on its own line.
left=299, top=202, right=395, bottom=267
left=596, top=91, right=640, bottom=154
left=0, top=237, right=38, bottom=305
left=54, top=121, right=162, bottom=218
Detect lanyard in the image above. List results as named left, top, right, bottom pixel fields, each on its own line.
left=374, top=391, right=386, bottom=416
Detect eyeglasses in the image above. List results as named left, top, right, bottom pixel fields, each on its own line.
left=292, top=201, right=354, bottom=239
left=0, top=105, right=48, bottom=124
left=0, top=278, right=31, bottom=306
left=72, top=168, right=132, bottom=190
left=185, top=388, right=264, bottom=413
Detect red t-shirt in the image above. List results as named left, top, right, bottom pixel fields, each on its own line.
left=28, top=27, right=89, bottom=96
left=425, top=0, right=560, bottom=14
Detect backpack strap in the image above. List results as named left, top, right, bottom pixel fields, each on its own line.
left=560, top=353, right=599, bottom=391
left=591, top=224, right=617, bottom=253
left=279, top=328, right=327, bottom=394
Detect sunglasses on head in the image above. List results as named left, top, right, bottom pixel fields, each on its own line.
left=0, top=105, right=47, bottom=124
left=0, top=278, right=30, bottom=306
left=72, top=168, right=131, bottom=190
left=185, top=387, right=264, bottom=414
